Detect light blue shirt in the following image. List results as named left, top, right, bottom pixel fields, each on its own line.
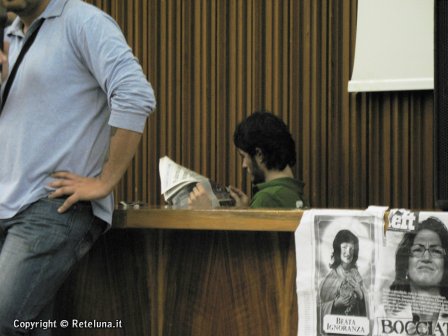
left=0, top=0, right=156, bottom=224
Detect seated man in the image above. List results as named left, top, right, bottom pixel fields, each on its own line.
left=188, top=111, right=309, bottom=209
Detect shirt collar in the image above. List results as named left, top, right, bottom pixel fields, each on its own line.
left=39, top=0, right=70, bottom=19
left=255, top=177, right=301, bottom=191
left=7, top=0, right=69, bottom=38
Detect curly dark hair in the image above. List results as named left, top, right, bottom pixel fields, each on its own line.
left=390, top=217, right=448, bottom=300
left=233, top=111, right=296, bottom=170
left=330, top=230, right=359, bottom=270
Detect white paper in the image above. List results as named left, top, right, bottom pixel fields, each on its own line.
left=374, top=210, right=448, bottom=336
left=295, top=207, right=387, bottom=336
left=158, top=156, right=234, bottom=208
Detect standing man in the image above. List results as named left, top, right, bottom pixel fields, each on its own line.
left=188, top=111, right=309, bottom=209
left=0, top=0, right=156, bottom=335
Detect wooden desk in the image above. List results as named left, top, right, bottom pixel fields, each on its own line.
left=114, top=207, right=302, bottom=231
left=55, top=208, right=302, bottom=336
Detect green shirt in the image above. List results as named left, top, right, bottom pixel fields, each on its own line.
left=250, top=177, right=309, bottom=209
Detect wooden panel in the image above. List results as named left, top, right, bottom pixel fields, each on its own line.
left=55, top=229, right=298, bottom=336
left=113, top=208, right=303, bottom=231
left=85, top=0, right=435, bottom=210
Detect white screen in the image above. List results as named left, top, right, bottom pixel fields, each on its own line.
left=348, top=0, right=433, bottom=92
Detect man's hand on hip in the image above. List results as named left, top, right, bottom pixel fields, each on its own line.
left=47, top=171, right=113, bottom=213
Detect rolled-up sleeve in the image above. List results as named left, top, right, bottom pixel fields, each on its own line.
left=77, top=13, right=156, bottom=133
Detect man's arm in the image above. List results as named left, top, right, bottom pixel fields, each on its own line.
left=188, top=184, right=251, bottom=209
left=48, top=128, right=141, bottom=213
left=47, top=15, right=155, bottom=213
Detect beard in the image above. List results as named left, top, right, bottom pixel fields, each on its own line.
left=250, top=157, right=265, bottom=185
left=2, top=0, right=27, bottom=11
left=2, top=0, right=41, bottom=16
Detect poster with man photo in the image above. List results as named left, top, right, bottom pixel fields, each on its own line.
left=374, top=211, right=448, bottom=336
left=315, top=215, right=376, bottom=336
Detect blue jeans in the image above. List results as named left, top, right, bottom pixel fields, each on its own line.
left=0, top=198, right=105, bottom=336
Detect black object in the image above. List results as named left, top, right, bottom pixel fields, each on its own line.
left=0, top=13, right=7, bottom=73
left=1, top=19, right=44, bottom=112
left=0, top=2, right=7, bottom=51
left=434, top=0, right=448, bottom=210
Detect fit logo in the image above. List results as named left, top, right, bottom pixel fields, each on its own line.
left=389, top=209, right=417, bottom=232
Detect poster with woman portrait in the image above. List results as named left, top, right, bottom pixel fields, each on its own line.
left=296, top=208, right=386, bottom=336
left=374, top=211, right=448, bottom=336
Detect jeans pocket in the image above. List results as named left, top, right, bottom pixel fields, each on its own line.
left=26, top=200, right=73, bottom=255
left=31, top=231, right=68, bottom=256
left=27, top=198, right=94, bottom=255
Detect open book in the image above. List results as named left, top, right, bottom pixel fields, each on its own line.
left=159, top=156, right=235, bottom=208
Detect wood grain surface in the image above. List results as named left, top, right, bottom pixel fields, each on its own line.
left=113, top=208, right=303, bottom=231
left=55, top=229, right=298, bottom=336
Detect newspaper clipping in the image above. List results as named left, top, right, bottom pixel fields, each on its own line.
left=159, top=156, right=235, bottom=208
left=296, top=209, right=448, bottom=336
left=374, top=210, right=448, bottom=336
left=295, top=208, right=387, bottom=336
